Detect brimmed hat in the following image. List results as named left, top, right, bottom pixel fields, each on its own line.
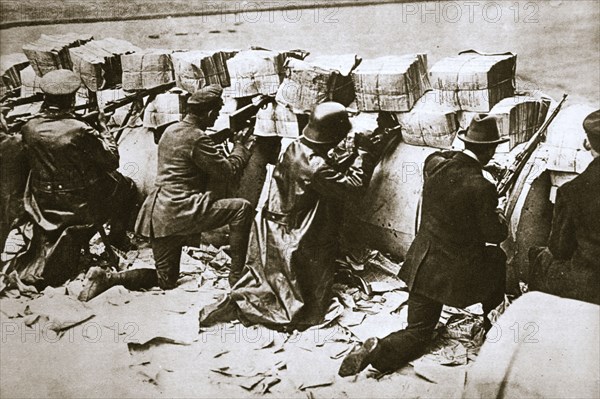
left=40, top=70, right=81, bottom=95
left=302, top=102, right=351, bottom=145
left=583, top=109, right=600, bottom=150
left=187, top=84, right=223, bottom=107
left=458, top=113, right=508, bottom=145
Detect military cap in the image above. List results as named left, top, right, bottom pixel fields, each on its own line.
left=40, top=69, right=81, bottom=95
left=187, top=84, right=223, bottom=106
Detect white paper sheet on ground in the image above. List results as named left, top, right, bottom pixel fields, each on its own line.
left=412, top=357, right=468, bottom=385
left=338, top=310, right=366, bottom=328
left=89, top=289, right=199, bottom=345
left=0, top=298, right=28, bottom=318
left=347, top=308, right=408, bottom=341
left=25, top=295, right=95, bottom=331
left=286, top=349, right=338, bottom=390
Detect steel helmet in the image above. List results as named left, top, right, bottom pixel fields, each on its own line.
left=302, top=102, right=351, bottom=145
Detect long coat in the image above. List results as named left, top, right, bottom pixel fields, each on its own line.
left=11, top=110, right=131, bottom=286
left=399, top=151, right=508, bottom=308
left=135, top=114, right=250, bottom=238
left=0, top=132, right=28, bottom=252
left=21, top=111, right=122, bottom=231
left=200, top=138, right=375, bottom=329
left=530, top=157, right=600, bottom=305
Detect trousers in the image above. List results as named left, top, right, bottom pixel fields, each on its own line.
left=371, top=287, right=504, bottom=373
left=150, top=198, right=253, bottom=289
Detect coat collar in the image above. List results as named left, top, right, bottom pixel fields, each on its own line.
left=455, top=150, right=483, bottom=169
left=183, top=114, right=209, bottom=130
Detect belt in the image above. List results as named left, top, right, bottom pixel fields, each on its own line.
left=263, top=209, right=297, bottom=226
left=32, top=176, right=100, bottom=192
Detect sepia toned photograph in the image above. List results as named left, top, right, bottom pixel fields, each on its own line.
left=0, top=1, right=598, bottom=397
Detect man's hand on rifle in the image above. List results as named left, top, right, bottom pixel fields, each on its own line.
left=96, top=110, right=111, bottom=133
left=497, top=195, right=509, bottom=214
left=233, top=127, right=256, bottom=151
left=355, top=128, right=398, bottom=158
left=484, top=161, right=507, bottom=182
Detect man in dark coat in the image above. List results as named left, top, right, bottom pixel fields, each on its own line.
left=199, top=102, right=385, bottom=330
left=79, top=84, right=255, bottom=300
left=529, top=109, right=600, bottom=305
left=6, top=70, right=138, bottom=287
left=339, top=114, right=509, bottom=376
left=0, top=130, right=28, bottom=253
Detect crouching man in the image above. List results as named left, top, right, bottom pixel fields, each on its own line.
left=7, top=70, right=138, bottom=287
left=339, top=114, right=509, bottom=376
left=80, top=85, right=255, bottom=300
left=529, top=109, right=600, bottom=305
left=200, top=102, right=393, bottom=330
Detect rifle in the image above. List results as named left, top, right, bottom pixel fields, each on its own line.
left=81, top=81, right=176, bottom=124
left=2, top=81, right=176, bottom=136
left=1, top=92, right=44, bottom=109
left=496, top=93, right=568, bottom=197
left=327, top=124, right=403, bottom=169
left=209, top=94, right=275, bottom=143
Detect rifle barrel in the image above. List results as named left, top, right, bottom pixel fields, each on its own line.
left=497, top=94, right=568, bottom=196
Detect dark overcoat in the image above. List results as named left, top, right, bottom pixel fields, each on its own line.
left=12, top=110, right=133, bottom=286
left=399, top=151, right=508, bottom=308
left=530, top=157, right=600, bottom=305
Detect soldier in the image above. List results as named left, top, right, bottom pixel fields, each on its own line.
left=200, top=102, right=388, bottom=330
left=529, top=109, right=600, bottom=305
left=10, top=70, right=138, bottom=287
left=80, top=84, right=255, bottom=300
left=339, top=114, right=509, bottom=376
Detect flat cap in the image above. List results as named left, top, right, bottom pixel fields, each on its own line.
left=40, top=69, right=81, bottom=95
left=187, top=84, right=223, bottom=106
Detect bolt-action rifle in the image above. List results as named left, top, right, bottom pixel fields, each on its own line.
left=496, top=93, right=568, bottom=197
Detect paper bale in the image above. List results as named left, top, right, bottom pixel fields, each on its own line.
left=397, top=91, right=459, bottom=149
left=489, top=96, right=551, bottom=150
left=543, top=104, right=596, bottom=174
left=275, top=54, right=360, bottom=113
left=1, top=53, right=29, bottom=97
left=19, top=66, right=43, bottom=97
left=350, top=112, right=379, bottom=133
left=226, top=49, right=284, bottom=97
left=22, top=33, right=93, bottom=76
left=171, top=50, right=238, bottom=93
left=121, top=49, right=174, bottom=91
left=430, top=51, right=516, bottom=112
left=69, top=38, right=140, bottom=91
left=352, top=54, right=430, bottom=112
left=143, top=90, right=188, bottom=128
left=254, top=102, right=301, bottom=138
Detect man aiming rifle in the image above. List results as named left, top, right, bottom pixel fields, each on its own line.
left=4, top=70, right=139, bottom=287
left=80, top=84, right=256, bottom=300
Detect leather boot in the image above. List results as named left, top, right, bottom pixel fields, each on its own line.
left=79, top=268, right=158, bottom=302
left=78, top=267, right=115, bottom=302
left=338, top=337, right=380, bottom=377
left=228, top=222, right=251, bottom=287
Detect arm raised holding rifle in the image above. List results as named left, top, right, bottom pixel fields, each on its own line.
left=208, top=94, right=275, bottom=144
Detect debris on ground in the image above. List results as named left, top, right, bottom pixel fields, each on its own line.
left=0, top=242, right=502, bottom=397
